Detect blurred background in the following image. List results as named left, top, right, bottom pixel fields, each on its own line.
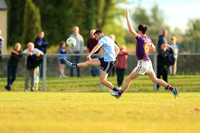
left=0, top=0, right=199, bottom=91
left=0, top=0, right=199, bottom=53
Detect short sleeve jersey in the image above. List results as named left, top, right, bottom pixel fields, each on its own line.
left=98, top=36, right=117, bottom=62
left=135, top=34, right=153, bottom=61
left=23, top=48, right=40, bottom=54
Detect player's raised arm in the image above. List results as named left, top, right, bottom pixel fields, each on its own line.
left=87, top=43, right=102, bottom=61
left=126, top=9, right=137, bottom=37
left=114, top=44, right=119, bottom=57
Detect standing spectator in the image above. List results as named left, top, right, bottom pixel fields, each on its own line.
left=116, top=46, right=129, bottom=89
left=157, top=29, right=168, bottom=52
left=0, top=29, right=3, bottom=61
left=169, top=36, right=179, bottom=75
left=34, top=31, right=48, bottom=77
left=87, top=29, right=99, bottom=77
left=5, top=43, right=22, bottom=91
left=109, top=34, right=118, bottom=77
left=68, top=26, right=84, bottom=77
left=58, top=41, right=68, bottom=78
left=157, top=43, right=175, bottom=90
left=23, top=42, right=43, bottom=92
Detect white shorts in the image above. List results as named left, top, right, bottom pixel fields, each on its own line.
left=133, top=60, right=154, bottom=75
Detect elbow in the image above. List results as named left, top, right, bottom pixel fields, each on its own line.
left=151, top=49, right=155, bottom=53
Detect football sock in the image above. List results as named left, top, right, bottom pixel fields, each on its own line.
left=72, top=64, right=77, bottom=67
left=118, top=90, right=124, bottom=96
left=167, top=85, right=173, bottom=91
left=113, top=87, right=119, bottom=92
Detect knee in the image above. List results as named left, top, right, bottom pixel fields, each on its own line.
left=100, top=79, right=106, bottom=85
left=152, top=78, right=158, bottom=83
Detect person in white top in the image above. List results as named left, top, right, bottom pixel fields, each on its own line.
left=169, top=36, right=179, bottom=75
left=64, top=30, right=120, bottom=92
left=23, top=42, right=43, bottom=92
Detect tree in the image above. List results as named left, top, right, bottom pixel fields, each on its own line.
left=132, top=6, right=151, bottom=27
left=185, top=19, right=200, bottom=41
left=22, top=0, right=41, bottom=48
left=6, top=0, right=26, bottom=46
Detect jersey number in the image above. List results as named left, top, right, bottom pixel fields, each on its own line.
left=144, top=43, right=150, bottom=53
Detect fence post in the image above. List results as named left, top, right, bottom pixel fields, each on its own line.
left=42, top=54, right=46, bottom=91
left=153, top=53, right=157, bottom=90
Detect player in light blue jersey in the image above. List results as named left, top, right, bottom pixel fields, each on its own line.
left=64, top=30, right=120, bottom=92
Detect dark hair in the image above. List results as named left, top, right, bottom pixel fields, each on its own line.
left=58, top=41, right=66, bottom=52
left=94, top=30, right=102, bottom=35
left=138, top=24, right=148, bottom=34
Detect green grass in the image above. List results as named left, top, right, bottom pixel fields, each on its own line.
left=0, top=75, right=200, bottom=91
left=0, top=92, right=200, bottom=133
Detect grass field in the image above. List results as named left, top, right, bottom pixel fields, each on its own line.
left=0, top=75, right=200, bottom=91
left=0, top=75, right=200, bottom=133
left=0, top=92, right=200, bottom=133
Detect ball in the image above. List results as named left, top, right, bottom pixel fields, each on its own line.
left=66, top=37, right=76, bottom=48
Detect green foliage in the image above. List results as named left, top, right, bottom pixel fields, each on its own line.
left=132, top=5, right=151, bottom=26
left=7, top=0, right=127, bottom=48
left=6, top=0, right=26, bottom=46
left=22, top=0, right=42, bottom=48
left=185, top=19, right=200, bottom=41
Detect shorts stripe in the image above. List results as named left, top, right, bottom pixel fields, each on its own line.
left=104, top=62, right=110, bottom=72
left=135, top=61, right=142, bottom=73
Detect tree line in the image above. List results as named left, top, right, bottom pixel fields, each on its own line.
left=6, top=0, right=200, bottom=52
left=6, top=0, right=126, bottom=48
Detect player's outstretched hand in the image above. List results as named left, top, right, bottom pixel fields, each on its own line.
left=126, top=9, right=129, bottom=17
left=87, top=55, right=91, bottom=61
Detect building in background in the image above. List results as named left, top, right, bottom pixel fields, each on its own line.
left=0, top=0, right=8, bottom=54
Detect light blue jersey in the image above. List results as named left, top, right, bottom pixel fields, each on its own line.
left=98, top=36, right=117, bottom=62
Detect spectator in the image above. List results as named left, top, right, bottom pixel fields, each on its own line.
left=58, top=41, right=68, bottom=78
left=87, top=29, right=100, bottom=77
left=109, top=34, right=118, bottom=77
left=169, top=36, right=179, bottom=76
left=0, top=29, right=3, bottom=61
left=5, top=43, right=22, bottom=91
left=34, top=31, right=48, bottom=77
left=116, top=46, right=129, bottom=89
left=157, top=29, right=168, bottom=52
left=68, top=26, right=84, bottom=77
left=157, top=43, right=175, bottom=90
left=23, top=42, right=43, bottom=92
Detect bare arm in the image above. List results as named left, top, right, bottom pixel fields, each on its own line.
left=150, top=44, right=156, bottom=53
left=87, top=43, right=102, bottom=61
left=126, top=9, right=137, bottom=37
left=36, top=51, right=44, bottom=57
left=11, top=50, right=19, bottom=55
left=114, top=44, right=119, bottom=57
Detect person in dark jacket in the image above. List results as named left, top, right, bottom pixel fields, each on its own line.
left=34, top=31, right=48, bottom=77
left=157, top=30, right=168, bottom=52
left=5, top=43, right=22, bottom=91
left=157, top=43, right=175, bottom=90
left=23, top=42, right=43, bottom=92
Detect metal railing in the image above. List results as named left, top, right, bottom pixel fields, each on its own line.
left=1, top=53, right=200, bottom=91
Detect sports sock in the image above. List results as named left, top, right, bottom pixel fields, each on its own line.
left=167, top=85, right=173, bottom=91
left=118, top=90, right=124, bottom=96
left=113, top=87, right=119, bottom=92
left=72, top=64, right=77, bottom=67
